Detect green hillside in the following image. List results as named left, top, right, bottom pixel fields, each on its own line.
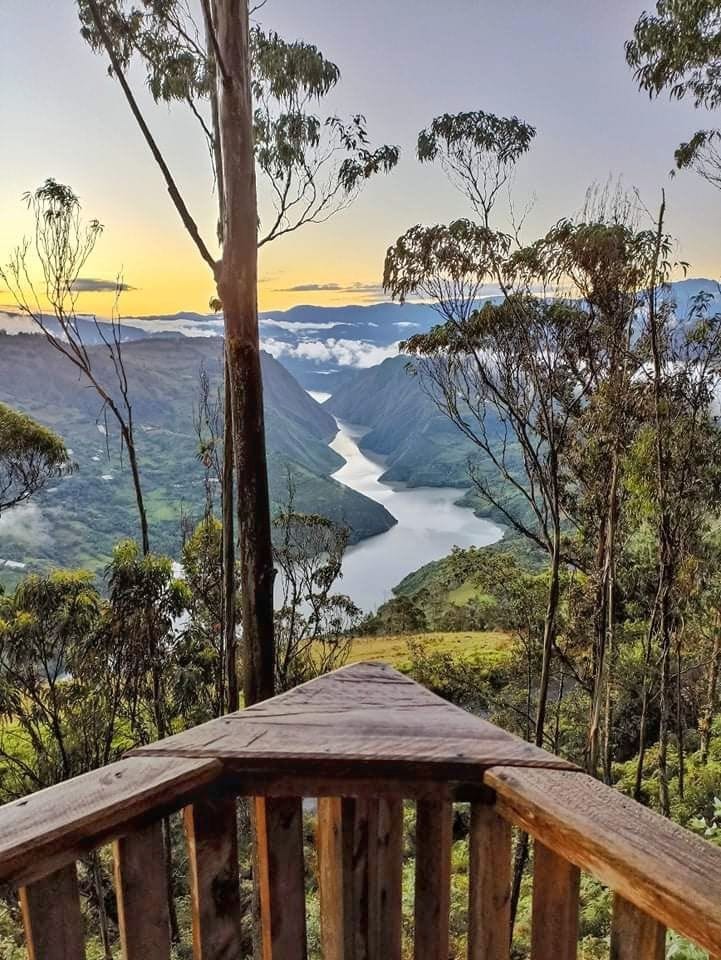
left=326, top=355, right=487, bottom=486
left=0, top=333, right=395, bottom=586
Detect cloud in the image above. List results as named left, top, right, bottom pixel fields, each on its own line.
left=277, top=282, right=344, bottom=293
left=394, top=321, right=419, bottom=328
left=275, top=280, right=386, bottom=299
left=0, top=501, right=53, bottom=548
left=260, top=318, right=343, bottom=333
left=72, top=277, right=136, bottom=293
left=264, top=337, right=400, bottom=368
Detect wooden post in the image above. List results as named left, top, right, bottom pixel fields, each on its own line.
left=21, top=863, right=86, bottom=960
left=184, top=792, right=242, bottom=960
left=255, top=796, right=307, bottom=960
left=414, top=792, right=452, bottom=960
left=114, top=820, right=171, bottom=960
left=610, top=894, right=665, bottom=960
left=468, top=801, right=512, bottom=960
left=531, top=841, right=579, bottom=960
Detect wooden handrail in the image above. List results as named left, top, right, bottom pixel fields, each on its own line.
left=486, top=764, right=721, bottom=957
left=1, top=662, right=720, bottom=958
left=0, top=754, right=222, bottom=886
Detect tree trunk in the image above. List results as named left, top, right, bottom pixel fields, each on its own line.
left=215, top=0, right=275, bottom=708
left=90, top=852, right=112, bottom=960
left=676, top=632, right=684, bottom=799
left=535, top=520, right=561, bottom=748
left=700, top=621, right=721, bottom=764
left=223, top=356, right=239, bottom=712
left=587, top=519, right=608, bottom=774
left=657, top=611, right=672, bottom=816
left=589, top=452, right=619, bottom=776
left=634, top=631, right=654, bottom=802
left=123, top=423, right=150, bottom=556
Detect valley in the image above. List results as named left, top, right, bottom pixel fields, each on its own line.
left=327, top=417, right=503, bottom=611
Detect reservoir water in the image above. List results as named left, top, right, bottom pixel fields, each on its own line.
left=328, top=418, right=503, bottom=613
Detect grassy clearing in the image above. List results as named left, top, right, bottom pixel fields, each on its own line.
left=347, top=630, right=512, bottom=671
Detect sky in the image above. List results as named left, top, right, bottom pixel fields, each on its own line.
left=1, top=0, right=719, bottom=317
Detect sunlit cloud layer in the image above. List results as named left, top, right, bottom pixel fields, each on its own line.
left=263, top=337, right=400, bottom=368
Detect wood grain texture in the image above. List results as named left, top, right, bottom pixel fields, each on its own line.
left=255, top=796, right=307, bottom=960
left=114, top=820, right=171, bottom=960
left=610, top=894, right=665, bottom=960
left=413, top=792, right=452, bottom=960
left=531, top=841, right=579, bottom=960
left=468, top=801, right=511, bottom=960
left=0, top=755, right=222, bottom=885
left=317, top=798, right=354, bottom=960
left=375, top=797, right=403, bottom=960
left=131, top=662, right=576, bottom=781
left=316, top=796, right=402, bottom=960
left=21, top=863, right=86, bottom=960
left=184, top=792, right=242, bottom=960
left=486, top=765, right=721, bottom=956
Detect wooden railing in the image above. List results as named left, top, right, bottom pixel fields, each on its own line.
left=1, top=661, right=721, bottom=959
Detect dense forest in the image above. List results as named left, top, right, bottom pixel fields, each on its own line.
left=3, top=1, right=721, bottom=958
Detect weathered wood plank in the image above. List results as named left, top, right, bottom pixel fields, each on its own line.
left=130, top=663, right=577, bottom=781
left=350, top=798, right=381, bottom=960
left=255, top=796, right=307, bottom=960
left=486, top=765, right=721, bottom=956
left=0, top=755, right=222, bottom=886
left=413, top=792, right=452, bottom=960
left=468, top=801, right=511, bottom=960
left=224, top=772, right=489, bottom=801
left=375, top=797, right=403, bottom=960
left=610, top=894, right=665, bottom=960
left=185, top=792, right=242, bottom=960
left=531, top=841, right=579, bottom=960
left=316, top=796, right=402, bottom=960
left=21, top=863, right=86, bottom=960
left=114, top=820, right=171, bottom=960
left=317, top=797, right=353, bottom=960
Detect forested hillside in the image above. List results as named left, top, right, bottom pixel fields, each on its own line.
left=326, top=355, right=483, bottom=486
left=0, top=333, right=394, bottom=585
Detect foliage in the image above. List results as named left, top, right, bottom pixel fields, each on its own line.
left=75, top=0, right=399, bottom=246
left=0, top=402, right=69, bottom=515
left=273, top=483, right=360, bottom=691
left=416, top=111, right=535, bottom=224
left=627, top=1, right=721, bottom=189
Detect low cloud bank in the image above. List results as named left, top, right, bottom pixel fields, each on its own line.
left=263, top=337, right=400, bottom=368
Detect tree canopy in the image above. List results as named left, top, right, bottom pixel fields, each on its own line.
left=0, top=403, right=69, bottom=516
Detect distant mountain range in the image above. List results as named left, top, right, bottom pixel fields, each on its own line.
left=2, top=278, right=717, bottom=389
left=1, top=277, right=718, bottom=584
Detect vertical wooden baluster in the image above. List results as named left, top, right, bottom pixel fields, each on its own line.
left=531, top=841, right=579, bottom=960
left=184, top=791, right=242, bottom=960
left=317, top=797, right=354, bottom=960
left=317, top=796, right=403, bottom=960
left=375, top=797, right=403, bottom=960
left=610, top=894, right=665, bottom=960
left=351, top=797, right=378, bottom=960
left=21, top=863, right=86, bottom=960
left=255, top=796, right=307, bottom=960
left=114, top=820, right=171, bottom=960
left=414, top=791, right=452, bottom=960
left=468, top=801, right=512, bottom=960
